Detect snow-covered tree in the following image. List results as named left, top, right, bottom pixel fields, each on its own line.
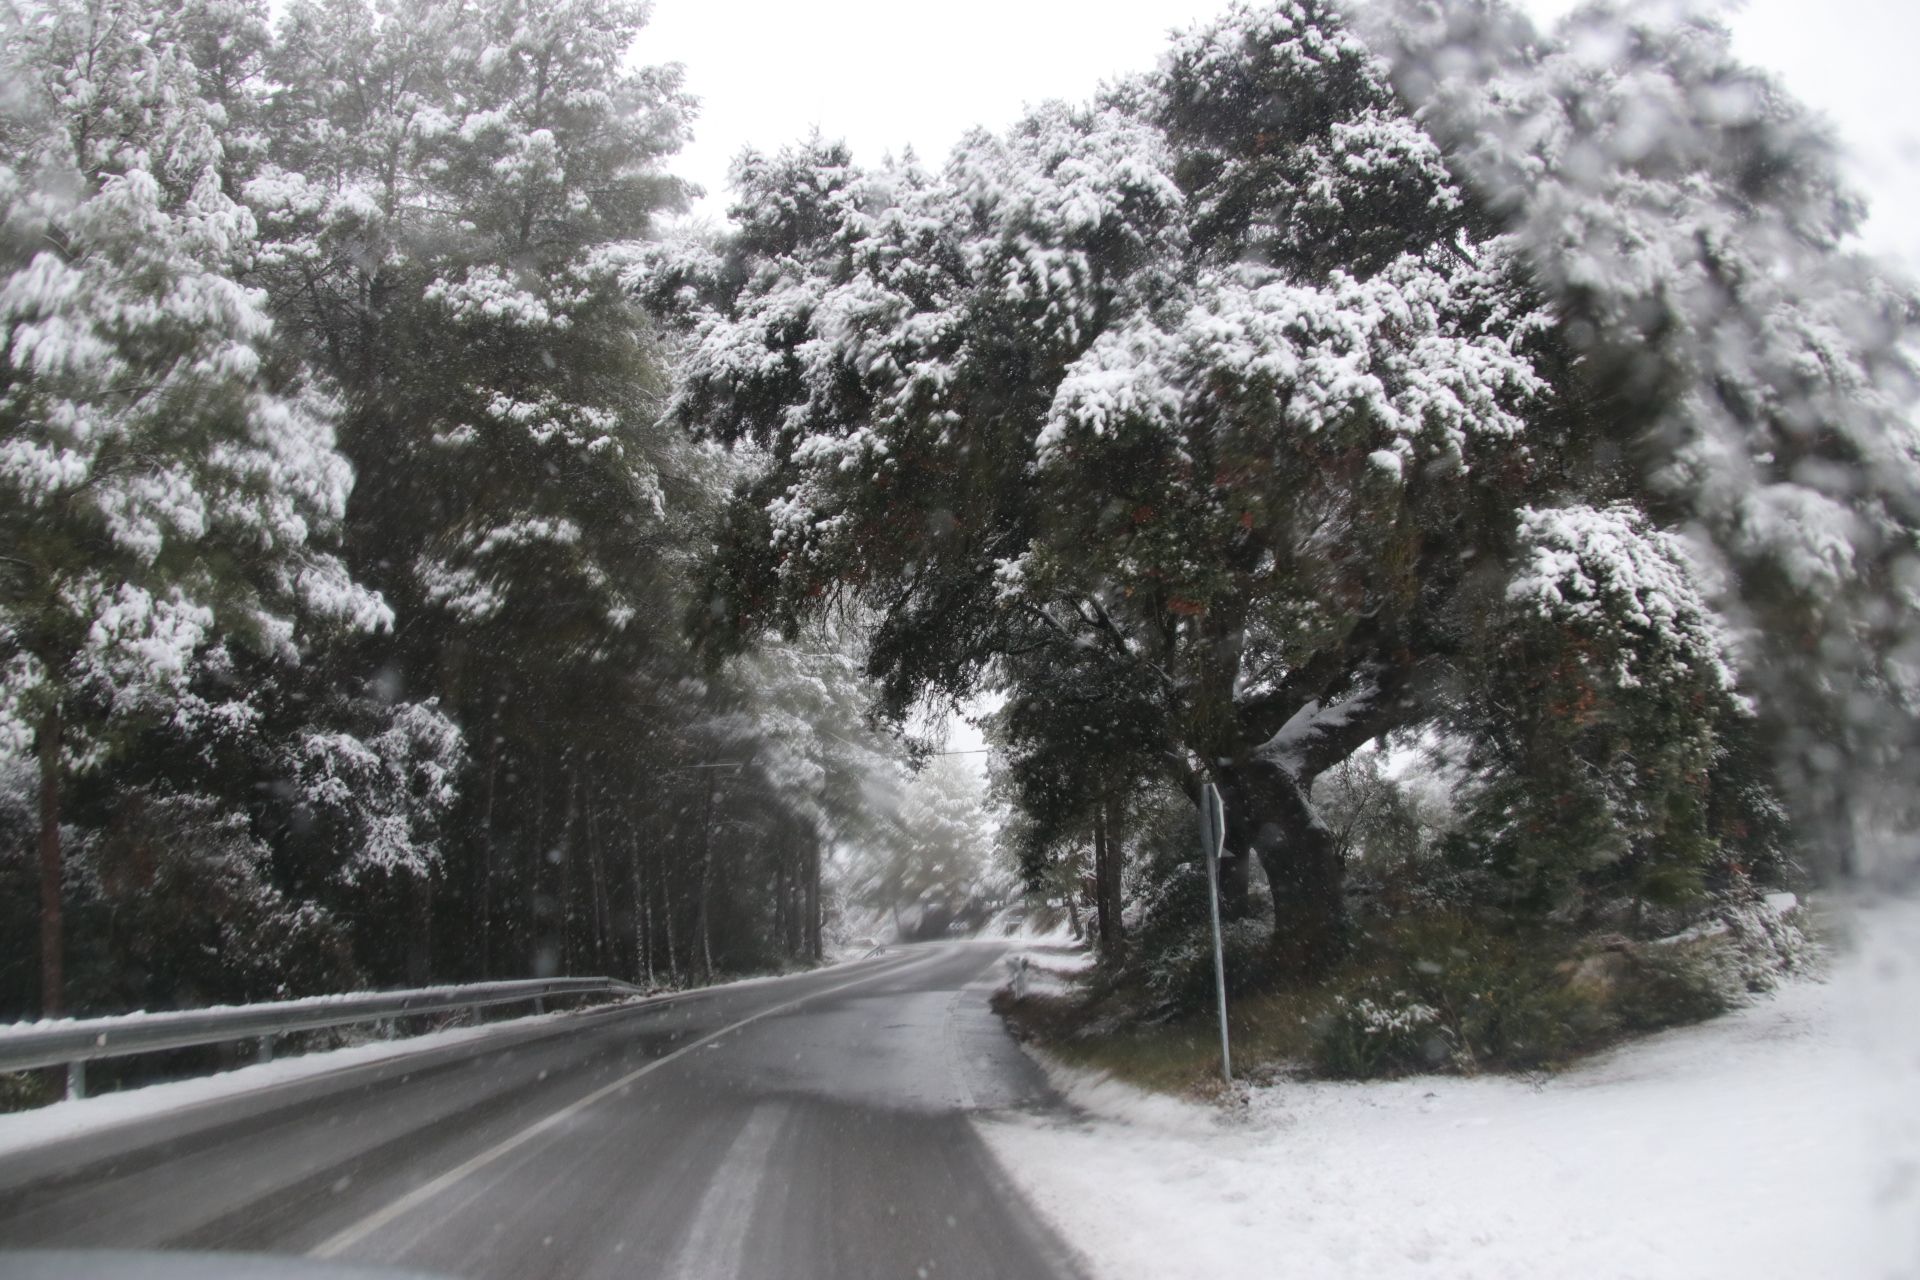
left=0, top=0, right=391, bottom=1012
left=1365, top=0, right=1920, bottom=874
left=250, top=0, right=697, bottom=665
left=227, top=0, right=715, bottom=982
left=841, top=755, right=1003, bottom=940
left=1453, top=503, right=1745, bottom=914
left=644, top=0, right=1874, bottom=978
left=0, top=0, right=943, bottom=1013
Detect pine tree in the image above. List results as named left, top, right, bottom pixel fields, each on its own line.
left=0, top=0, right=388, bottom=1013
left=241, top=0, right=704, bottom=981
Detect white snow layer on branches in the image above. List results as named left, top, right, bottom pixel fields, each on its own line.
left=1256, top=680, right=1384, bottom=779
left=1508, top=504, right=1739, bottom=695
left=1, top=0, right=388, bottom=758
left=657, top=105, right=1186, bottom=536
left=1366, top=0, right=1920, bottom=599
left=1040, top=257, right=1541, bottom=469
left=289, top=698, right=463, bottom=882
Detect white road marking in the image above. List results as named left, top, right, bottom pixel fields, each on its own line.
left=308, top=949, right=942, bottom=1260
left=664, top=1102, right=787, bottom=1280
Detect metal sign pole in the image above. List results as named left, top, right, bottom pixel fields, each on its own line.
left=1199, top=782, right=1232, bottom=1083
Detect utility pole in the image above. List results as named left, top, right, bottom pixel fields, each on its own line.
left=1199, top=782, right=1232, bottom=1083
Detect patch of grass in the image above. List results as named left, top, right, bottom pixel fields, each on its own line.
left=995, top=969, right=1323, bottom=1096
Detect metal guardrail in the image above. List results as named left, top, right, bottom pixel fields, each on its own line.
left=0, top=976, right=646, bottom=1100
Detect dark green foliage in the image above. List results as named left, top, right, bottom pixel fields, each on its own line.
left=1309, top=990, right=1453, bottom=1079
left=1308, top=913, right=1735, bottom=1077
left=1112, top=788, right=1270, bottom=1010
left=1441, top=505, right=1753, bottom=924
left=66, top=793, right=361, bottom=1011
left=1350, top=916, right=1608, bottom=1071
left=1610, top=947, right=1731, bottom=1033
left=1160, top=0, right=1472, bottom=278
left=0, top=1070, right=57, bottom=1113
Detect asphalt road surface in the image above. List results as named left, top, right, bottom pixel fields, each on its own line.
left=0, top=944, right=1087, bottom=1279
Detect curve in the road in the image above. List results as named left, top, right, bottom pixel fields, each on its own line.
left=0, top=943, right=1088, bottom=1280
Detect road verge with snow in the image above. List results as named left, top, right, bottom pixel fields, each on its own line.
left=974, top=896, right=1920, bottom=1280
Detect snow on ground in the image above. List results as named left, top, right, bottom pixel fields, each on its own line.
left=0, top=1011, right=579, bottom=1161
left=1010, top=944, right=1096, bottom=999
left=984, top=903, right=1081, bottom=943
left=977, top=894, right=1920, bottom=1280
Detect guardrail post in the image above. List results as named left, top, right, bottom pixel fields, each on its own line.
left=467, top=1004, right=480, bottom=1025
left=532, top=996, right=545, bottom=1015
left=256, top=1035, right=273, bottom=1064
left=66, top=1060, right=85, bottom=1101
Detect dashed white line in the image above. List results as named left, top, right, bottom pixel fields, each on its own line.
left=664, top=1102, right=787, bottom=1280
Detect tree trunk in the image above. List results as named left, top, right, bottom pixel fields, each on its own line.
left=773, top=852, right=790, bottom=957
left=406, top=873, right=433, bottom=987
left=695, top=772, right=717, bottom=982
left=1217, top=848, right=1252, bottom=920
left=641, top=836, right=656, bottom=990
left=560, top=766, right=580, bottom=975
left=805, top=839, right=822, bottom=962
left=1092, top=812, right=1107, bottom=947
left=584, top=784, right=608, bottom=970
left=528, top=757, right=548, bottom=975
left=1220, top=758, right=1347, bottom=979
left=37, top=703, right=64, bottom=1018
left=1092, top=799, right=1126, bottom=954
left=662, top=858, right=680, bottom=986
left=478, top=725, right=499, bottom=978
left=783, top=845, right=801, bottom=958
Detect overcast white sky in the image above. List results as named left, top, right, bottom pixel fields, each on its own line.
left=646, top=0, right=1920, bottom=269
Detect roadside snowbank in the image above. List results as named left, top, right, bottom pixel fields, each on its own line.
left=984, top=903, right=1080, bottom=943
left=1013, top=945, right=1095, bottom=999
left=0, top=949, right=895, bottom=1162
left=0, top=1012, right=577, bottom=1161
left=977, top=894, right=1920, bottom=1280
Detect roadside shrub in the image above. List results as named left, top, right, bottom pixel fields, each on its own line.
left=1713, top=886, right=1817, bottom=994
left=1611, top=944, right=1730, bottom=1032
left=66, top=792, right=360, bottom=1013
left=1310, top=989, right=1452, bottom=1078
left=1141, top=909, right=1270, bottom=1013
left=1319, top=914, right=1615, bottom=1073
left=1120, top=807, right=1277, bottom=1016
